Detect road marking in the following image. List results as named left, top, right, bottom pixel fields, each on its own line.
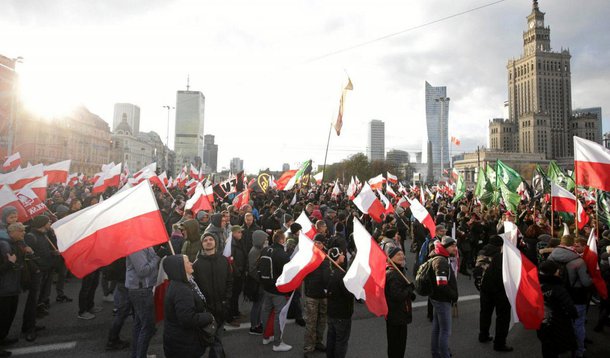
left=226, top=294, right=480, bottom=332
left=10, top=341, right=77, bottom=355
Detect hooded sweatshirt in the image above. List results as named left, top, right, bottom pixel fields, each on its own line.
left=429, top=241, right=458, bottom=303
left=180, top=219, right=201, bottom=262
left=548, top=246, right=592, bottom=304
left=204, top=214, right=226, bottom=253
left=248, top=230, right=267, bottom=279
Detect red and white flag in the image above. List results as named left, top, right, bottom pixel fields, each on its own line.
left=1, top=164, right=44, bottom=191
left=185, top=183, right=213, bottom=214
left=67, top=173, right=79, bottom=187
left=368, top=174, right=385, bottom=191
left=0, top=186, right=30, bottom=222
left=378, top=191, right=394, bottom=215
left=550, top=183, right=588, bottom=229
left=158, top=171, right=168, bottom=186
left=22, top=175, right=48, bottom=201
left=134, top=162, right=156, bottom=179
left=585, top=229, right=608, bottom=299
left=574, top=136, right=610, bottom=192
left=232, top=189, right=250, bottom=209
left=343, top=218, right=388, bottom=316
left=386, top=172, right=398, bottom=184
left=396, top=196, right=410, bottom=209
left=407, top=197, right=436, bottom=237
left=331, top=179, right=341, bottom=198
left=190, top=164, right=199, bottom=179
left=313, top=172, right=324, bottom=185
left=92, top=163, right=122, bottom=194
left=295, top=211, right=316, bottom=239
left=154, top=257, right=169, bottom=322
left=276, top=232, right=326, bottom=293
left=386, top=185, right=397, bottom=198
left=352, top=182, right=385, bottom=223
left=52, top=181, right=168, bottom=278
left=43, top=160, right=71, bottom=184
left=275, top=170, right=298, bottom=191
left=134, top=169, right=168, bottom=193
left=2, top=152, right=21, bottom=172
left=346, top=176, right=357, bottom=200
left=501, top=232, right=544, bottom=330
left=16, top=187, right=47, bottom=218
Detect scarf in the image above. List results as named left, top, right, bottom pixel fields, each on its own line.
left=187, top=275, right=207, bottom=304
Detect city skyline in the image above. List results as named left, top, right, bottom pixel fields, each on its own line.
left=2, top=0, right=609, bottom=172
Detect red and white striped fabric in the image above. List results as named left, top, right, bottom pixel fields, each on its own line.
left=386, top=185, right=397, bottom=198
left=331, top=179, right=341, bottom=198
left=368, top=174, right=385, bottom=191
left=190, top=164, right=198, bottom=179
left=343, top=218, right=388, bottom=316
left=0, top=186, right=30, bottom=222
left=574, top=136, right=610, bottom=192
left=276, top=232, right=326, bottom=293
left=378, top=191, right=394, bottom=215
left=52, top=181, right=168, bottom=278
left=352, top=182, right=385, bottom=223
left=23, top=175, right=48, bottom=201
left=2, top=152, right=21, bottom=172
left=0, top=164, right=44, bottom=190
left=398, top=183, right=408, bottom=196
left=585, top=229, right=608, bottom=299
left=397, top=196, right=410, bottom=209
left=43, top=160, right=71, bottom=185
left=295, top=211, right=316, bottom=239
left=275, top=170, right=298, bottom=191
left=133, top=162, right=156, bottom=180
left=386, top=172, right=398, bottom=184
left=313, top=172, right=323, bottom=185
left=185, top=183, right=213, bottom=214
left=16, top=187, right=47, bottom=218
left=204, top=185, right=215, bottom=203
left=501, top=232, right=544, bottom=330
left=154, top=256, right=169, bottom=322
left=550, top=183, right=588, bottom=229
left=158, top=171, right=168, bottom=186
left=134, top=169, right=168, bottom=193
left=232, top=189, right=250, bottom=209
left=407, top=197, right=436, bottom=237
left=92, top=163, right=122, bottom=194
left=346, top=176, right=357, bottom=200
left=67, top=173, right=79, bottom=187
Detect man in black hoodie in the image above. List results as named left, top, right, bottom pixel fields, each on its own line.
left=193, top=233, right=232, bottom=357
left=473, top=236, right=513, bottom=352
left=303, top=234, right=330, bottom=356
left=325, top=246, right=353, bottom=358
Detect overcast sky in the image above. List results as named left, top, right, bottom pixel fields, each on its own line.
left=2, top=0, right=609, bottom=173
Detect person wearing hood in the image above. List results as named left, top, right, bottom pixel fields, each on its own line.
left=163, top=254, right=215, bottom=358
left=192, top=233, right=232, bottom=357
left=227, top=225, right=248, bottom=327
left=548, top=235, right=592, bottom=358
left=473, top=236, right=513, bottom=352
left=180, top=219, right=201, bottom=262
left=197, top=211, right=211, bottom=233
left=246, top=230, right=268, bottom=335
left=204, top=213, right=227, bottom=254
left=0, top=207, right=19, bottom=241
left=429, top=237, right=459, bottom=358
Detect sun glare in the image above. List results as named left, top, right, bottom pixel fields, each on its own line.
left=18, top=64, right=80, bottom=119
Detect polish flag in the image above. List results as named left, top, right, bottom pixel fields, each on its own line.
left=397, top=196, right=410, bottom=209
left=198, top=167, right=205, bottom=181
left=16, top=187, right=47, bottom=218
left=1, top=164, right=44, bottom=190
left=550, top=183, right=589, bottom=229
left=276, top=231, right=326, bottom=293
left=134, top=162, right=156, bottom=179
left=368, top=174, right=385, bottom=191
left=154, top=257, right=169, bottom=322
left=343, top=218, right=388, bottom=316
left=331, top=179, right=342, bottom=198
left=295, top=211, right=316, bottom=239
left=23, top=175, right=48, bottom=201
left=378, top=191, right=394, bottom=215
left=67, top=173, right=79, bottom=187
left=352, top=182, right=385, bottom=223
left=585, top=229, right=608, bottom=300
left=313, top=172, right=324, bottom=185
left=190, top=164, right=198, bottom=179
left=185, top=183, right=213, bottom=214
left=101, top=162, right=115, bottom=173
left=232, top=189, right=250, bottom=209
left=135, top=169, right=169, bottom=193
left=0, top=186, right=30, bottom=222
left=158, top=171, right=168, bottom=186
left=275, top=170, right=298, bottom=191
left=43, top=160, right=71, bottom=185
left=52, top=181, right=168, bottom=278
left=2, top=152, right=21, bottom=172
left=574, top=136, right=610, bottom=192
left=93, top=163, right=122, bottom=194
left=386, top=185, right=397, bottom=198
left=186, top=180, right=198, bottom=197
left=91, top=172, right=103, bottom=185
left=407, top=197, right=436, bottom=238
left=501, top=232, right=544, bottom=330
left=346, top=176, right=357, bottom=200
left=204, top=185, right=215, bottom=204
left=386, top=172, right=398, bottom=184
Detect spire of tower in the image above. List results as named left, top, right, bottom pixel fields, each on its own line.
left=533, top=0, right=539, bottom=11
left=186, top=74, right=190, bottom=91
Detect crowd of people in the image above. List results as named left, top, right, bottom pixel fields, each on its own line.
left=1, top=176, right=609, bottom=358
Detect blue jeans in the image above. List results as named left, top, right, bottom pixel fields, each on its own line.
left=108, top=283, right=132, bottom=342
left=430, top=299, right=452, bottom=358
left=573, top=304, right=586, bottom=356
left=128, top=287, right=155, bottom=358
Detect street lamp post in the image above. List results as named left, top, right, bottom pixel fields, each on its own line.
left=162, top=105, right=174, bottom=174
left=0, top=56, right=23, bottom=156
left=436, top=96, right=450, bottom=179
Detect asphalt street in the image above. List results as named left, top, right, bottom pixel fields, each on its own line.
left=4, top=247, right=610, bottom=358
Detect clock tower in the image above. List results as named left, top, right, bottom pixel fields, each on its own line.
left=524, top=0, right=550, bottom=55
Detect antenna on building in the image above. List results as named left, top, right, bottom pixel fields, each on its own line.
left=186, top=74, right=190, bottom=91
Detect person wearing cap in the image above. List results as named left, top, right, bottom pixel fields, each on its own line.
left=303, top=234, right=331, bottom=357
left=325, top=246, right=353, bottom=358
left=385, top=247, right=415, bottom=358
left=192, top=233, right=232, bottom=356
left=428, top=236, right=459, bottom=358
left=228, top=225, right=248, bottom=327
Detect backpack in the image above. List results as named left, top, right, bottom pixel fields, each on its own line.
left=256, top=247, right=275, bottom=284
left=414, top=256, right=439, bottom=296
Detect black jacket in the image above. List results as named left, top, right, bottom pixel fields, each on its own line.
left=538, top=273, right=578, bottom=353
left=0, top=238, right=22, bottom=296
left=163, top=255, right=214, bottom=358
left=429, top=253, right=458, bottom=303
left=262, top=243, right=290, bottom=295
left=242, top=222, right=260, bottom=254
left=192, top=253, right=232, bottom=323
left=230, top=237, right=248, bottom=277
left=304, top=258, right=330, bottom=299
left=473, top=244, right=504, bottom=294
left=326, top=264, right=353, bottom=319
left=25, top=230, right=53, bottom=271
left=385, top=266, right=415, bottom=325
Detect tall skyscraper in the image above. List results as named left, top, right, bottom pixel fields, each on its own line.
left=203, top=134, right=218, bottom=173
left=112, top=103, right=140, bottom=135
left=367, top=119, right=385, bottom=161
left=174, top=90, right=205, bottom=174
left=424, top=81, right=449, bottom=179
left=230, top=157, right=243, bottom=173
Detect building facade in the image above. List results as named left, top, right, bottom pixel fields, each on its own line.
left=424, top=81, right=449, bottom=179
left=174, top=90, right=205, bottom=174
left=367, top=119, right=385, bottom=161
left=203, top=134, right=218, bottom=173
left=230, top=157, right=243, bottom=173
left=112, top=103, right=140, bottom=135
left=386, top=149, right=409, bottom=166
left=0, top=54, right=18, bottom=159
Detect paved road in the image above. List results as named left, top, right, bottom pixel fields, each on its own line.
left=4, top=248, right=610, bottom=357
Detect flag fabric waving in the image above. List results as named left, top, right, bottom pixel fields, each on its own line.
left=343, top=218, right=388, bottom=316
left=334, top=77, right=353, bottom=136
left=2, top=152, right=21, bottom=172
left=0, top=186, right=30, bottom=222
left=585, top=229, right=608, bottom=300
left=276, top=232, right=326, bottom=293
left=185, top=183, right=213, bottom=214
left=496, top=160, right=522, bottom=192
left=386, top=172, right=398, bottom=184
left=352, top=182, right=385, bottom=223
left=368, top=174, right=385, bottom=191
left=52, top=181, right=168, bottom=278
left=407, top=197, right=436, bottom=238
left=295, top=211, right=316, bottom=239
left=43, top=160, right=71, bottom=184
left=574, top=136, right=610, bottom=192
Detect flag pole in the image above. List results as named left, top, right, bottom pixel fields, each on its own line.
left=387, top=257, right=411, bottom=284
left=551, top=207, right=554, bottom=238
left=325, top=252, right=346, bottom=273
left=321, top=121, right=333, bottom=186
left=595, top=189, right=600, bottom=237
left=575, top=164, right=579, bottom=237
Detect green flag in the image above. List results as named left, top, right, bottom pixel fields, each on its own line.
left=597, top=190, right=610, bottom=228
left=474, top=168, right=495, bottom=206
left=533, top=164, right=550, bottom=194
left=452, top=173, right=466, bottom=203
left=547, top=161, right=575, bottom=191
left=498, top=179, right=520, bottom=213
left=496, top=160, right=522, bottom=192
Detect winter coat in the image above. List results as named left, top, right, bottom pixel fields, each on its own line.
left=326, top=263, right=353, bottom=319
left=204, top=214, right=226, bottom=253
left=163, top=255, right=214, bottom=358
left=429, top=242, right=458, bottom=303
left=548, top=246, right=592, bottom=304
left=261, top=242, right=290, bottom=295
left=24, top=230, right=53, bottom=271
left=230, top=237, right=248, bottom=277
left=304, top=258, right=330, bottom=299
left=126, top=247, right=159, bottom=290
left=537, top=273, right=578, bottom=354
left=192, top=252, right=232, bottom=323
left=385, top=265, right=415, bottom=325
left=0, top=238, right=22, bottom=296
left=180, top=219, right=201, bottom=262
left=242, top=222, right=260, bottom=255
left=248, top=231, right=267, bottom=279
left=473, top=243, right=504, bottom=293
